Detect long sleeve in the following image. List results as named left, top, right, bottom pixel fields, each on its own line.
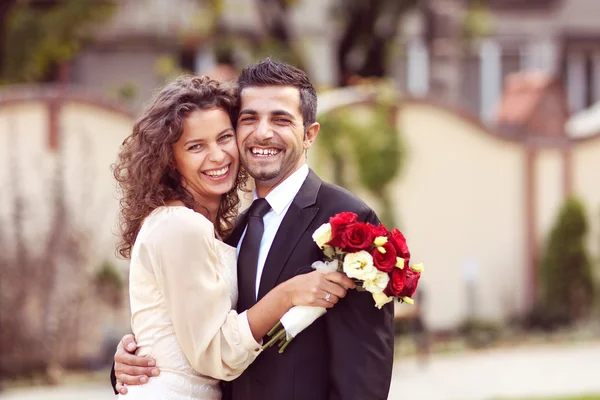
left=324, top=208, right=395, bottom=400
left=142, top=209, right=262, bottom=381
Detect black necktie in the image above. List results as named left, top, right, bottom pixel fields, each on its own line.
left=237, top=198, right=271, bottom=312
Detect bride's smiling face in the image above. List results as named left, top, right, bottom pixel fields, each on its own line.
left=172, top=108, right=239, bottom=202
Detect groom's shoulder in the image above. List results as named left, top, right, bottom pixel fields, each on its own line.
left=317, top=179, right=374, bottom=214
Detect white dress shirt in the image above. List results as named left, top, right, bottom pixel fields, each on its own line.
left=236, top=164, right=310, bottom=299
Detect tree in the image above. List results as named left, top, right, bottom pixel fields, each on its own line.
left=537, top=197, right=595, bottom=324
left=0, top=0, right=17, bottom=79
left=1, top=0, right=115, bottom=84
left=204, top=0, right=418, bottom=85
left=332, top=0, right=418, bottom=86
left=317, top=89, right=406, bottom=228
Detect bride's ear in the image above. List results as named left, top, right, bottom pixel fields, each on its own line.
left=303, top=122, right=320, bottom=150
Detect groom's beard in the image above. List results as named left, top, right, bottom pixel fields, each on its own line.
left=241, top=139, right=289, bottom=182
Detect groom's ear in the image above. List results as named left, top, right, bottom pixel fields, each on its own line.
left=303, top=122, right=320, bottom=150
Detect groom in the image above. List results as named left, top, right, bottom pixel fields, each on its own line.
left=111, top=59, right=395, bottom=399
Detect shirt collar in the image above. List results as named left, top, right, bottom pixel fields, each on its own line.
left=253, top=164, right=309, bottom=215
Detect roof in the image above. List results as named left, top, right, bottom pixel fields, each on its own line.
left=495, top=70, right=556, bottom=127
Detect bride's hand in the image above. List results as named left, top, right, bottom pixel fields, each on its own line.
left=282, top=271, right=355, bottom=309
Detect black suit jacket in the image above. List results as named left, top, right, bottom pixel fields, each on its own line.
left=111, top=170, right=395, bottom=399
left=224, top=170, right=394, bottom=400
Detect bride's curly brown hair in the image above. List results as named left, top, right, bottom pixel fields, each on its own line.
left=113, top=75, right=248, bottom=259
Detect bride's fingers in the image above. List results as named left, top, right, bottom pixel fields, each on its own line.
left=323, top=271, right=355, bottom=290
left=313, top=298, right=336, bottom=309
left=320, top=290, right=340, bottom=304
left=320, top=279, right=347, bottom=299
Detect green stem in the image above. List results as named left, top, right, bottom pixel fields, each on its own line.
left=262, top=328, right=286, bottom=350
left=278, top=337, right=294, bottom=353
left=267, top=321, right=283, bottom=337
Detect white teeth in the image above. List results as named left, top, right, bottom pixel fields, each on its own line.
left=251, top=148, right=280, bottom=156
left=205, top=166, right=228, bottom=177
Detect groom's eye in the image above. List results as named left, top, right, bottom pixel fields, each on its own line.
left=239, top=116, right=256, bottom=123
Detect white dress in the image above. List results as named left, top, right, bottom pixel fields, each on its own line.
left=119, top=206, right=261, bottom=400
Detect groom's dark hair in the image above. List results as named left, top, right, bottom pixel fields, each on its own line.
left=237, top=58, right=317, bottom=128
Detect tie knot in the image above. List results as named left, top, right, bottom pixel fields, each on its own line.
left=248, top=198, right=271, bottom=218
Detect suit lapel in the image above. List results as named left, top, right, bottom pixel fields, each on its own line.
left=257, top=170, right=322, bottom=300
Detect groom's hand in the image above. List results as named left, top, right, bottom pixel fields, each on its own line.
left=114, top=334, right=159, bottom=395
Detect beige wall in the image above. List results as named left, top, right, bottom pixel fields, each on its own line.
left=572, top=137, right=600, bottom=261
left=0, top=102, right=54, bottom=256
left=60, top=102, right=135, bottom=265
left=0, top=100, right=132, bottom=271
left=535, top=150, right=565, bottom=245
left=312, top=101, right=527, bottom=330
left=394, top=103, right=526, bottom=329
left=0, top=97, right=135, bottom=359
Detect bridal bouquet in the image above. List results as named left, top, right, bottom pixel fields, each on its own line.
left=263, top=212, right=423, bottom=353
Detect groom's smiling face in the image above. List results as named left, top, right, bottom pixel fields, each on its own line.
left=237, top=85, right=319, bottom=192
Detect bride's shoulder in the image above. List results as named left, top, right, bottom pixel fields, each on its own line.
left=142, top=206, right=214, bottom=244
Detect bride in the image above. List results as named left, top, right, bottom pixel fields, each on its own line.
left=112, top=75, right=352, bottom=399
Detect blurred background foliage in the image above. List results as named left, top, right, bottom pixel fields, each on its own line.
left=318, top=85, right=406, bottom=228
left=534, top=197, right=595, bottom=328
left=0, top=0, right=116, bottom=84
left=0, top=0, right=445, bottom=86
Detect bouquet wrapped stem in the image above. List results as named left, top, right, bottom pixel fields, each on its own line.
left=263, top=322, right=295, bottom=353
left=261, top=306, right=327, bottom=353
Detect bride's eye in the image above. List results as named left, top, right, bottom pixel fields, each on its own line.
left=188, top=144, right=203, bottom=151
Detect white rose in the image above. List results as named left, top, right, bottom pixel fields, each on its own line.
left=363, top=270, right=390, bottom=294
left=372, top=292, right=394, bottom=309
left=342, top=251, right=377, bottom=281
left=312, top=223, right=332, bottom=249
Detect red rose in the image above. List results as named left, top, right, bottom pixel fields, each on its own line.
left=372, top=223, right=389, bottom=238
left=388, top=228, right=410, bottom=260
left=341, top=222, right=375, bottom=252
left=399, top=269, right=421, bottom=299
left=371, top=242, right=397, bottom=272
left=328, top=212, right=358, bottom=247
left=385, top=268, right=406, bottom=297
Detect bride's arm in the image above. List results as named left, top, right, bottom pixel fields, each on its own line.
left=145, top=210, right=352, bottom=381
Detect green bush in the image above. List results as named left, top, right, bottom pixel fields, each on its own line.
left=458, top=317, right=501, bottom=348
left=317, top=98, right=406, bottom=228
left=537, top=197, right=595, bottom=325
